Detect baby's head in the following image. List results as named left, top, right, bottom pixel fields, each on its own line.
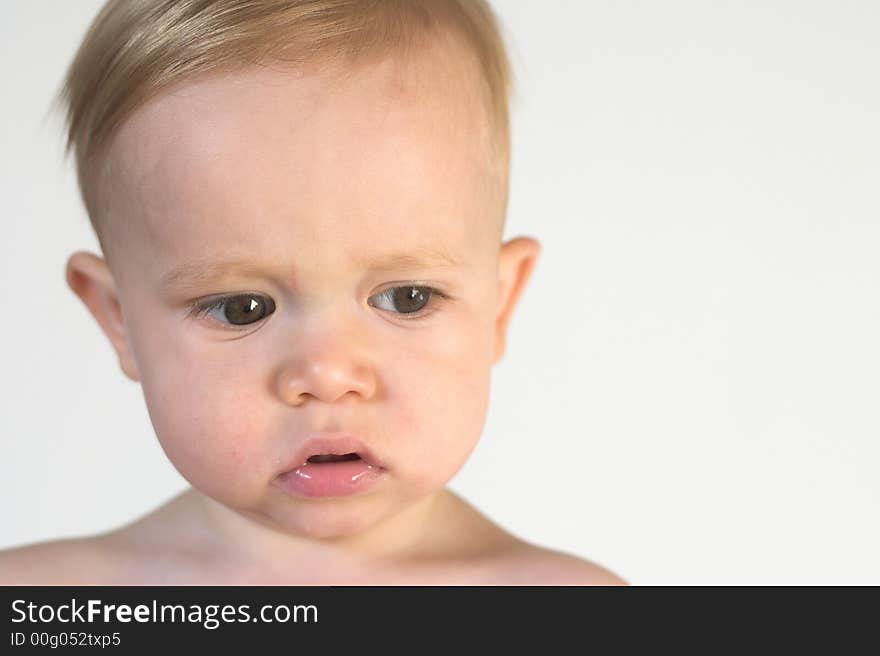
left=56, top=0, right=540, bottom=542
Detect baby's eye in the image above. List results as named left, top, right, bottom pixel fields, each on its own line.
left=368, top=285, right=444, bottom=319
left=187, top=285, right=445, bottom=331
left=188, top=294, right=275, bottom=330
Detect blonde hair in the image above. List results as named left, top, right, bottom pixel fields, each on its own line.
left=51, top=0, right=517, bottom=255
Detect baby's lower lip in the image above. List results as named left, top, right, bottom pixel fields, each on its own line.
left=275, top=458, right=387, bottom=498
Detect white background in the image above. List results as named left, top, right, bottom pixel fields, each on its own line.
left=2, top=1, right=878, bottom=584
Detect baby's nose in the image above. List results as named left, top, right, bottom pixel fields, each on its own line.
left=275, top=356, right=377, bottom=406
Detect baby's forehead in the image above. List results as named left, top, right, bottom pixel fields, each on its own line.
left=103, top=56, right=494, bottom=242
left=110, top=46, right=490, bottom=177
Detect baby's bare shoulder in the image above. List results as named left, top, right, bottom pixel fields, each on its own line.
left=486, top=542, right=629, bottom=586
left=433, top=491, right=629, bottom=585
left=0, top=535, right=121, bottom=585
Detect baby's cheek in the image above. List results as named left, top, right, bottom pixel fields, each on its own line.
left=393, top=336, right=491, bottom=485
left=140, top=363, right=272, bottom=503
left=163, top=421, right=269, bottom=504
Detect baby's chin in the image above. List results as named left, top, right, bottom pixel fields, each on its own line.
left=257, top=488, right=417, bottom=542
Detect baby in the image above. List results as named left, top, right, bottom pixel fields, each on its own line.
left=1, top=0, right=626, bottom=585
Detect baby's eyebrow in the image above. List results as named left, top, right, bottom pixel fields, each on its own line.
left=160, top=248, right=461, bottom=293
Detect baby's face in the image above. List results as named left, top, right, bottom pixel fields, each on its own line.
left=87, top=44, right=524, bottom=540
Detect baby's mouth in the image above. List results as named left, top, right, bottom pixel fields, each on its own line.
left=276, top=447, right=386, bottom=498
left=306, top=452, right=362, bottom=464
left=283, top=435, right=386, bottom=473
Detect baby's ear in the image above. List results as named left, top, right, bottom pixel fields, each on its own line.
left=493, top=237, right=542, bottom=364
left=65, top=251, right=140, bottom=382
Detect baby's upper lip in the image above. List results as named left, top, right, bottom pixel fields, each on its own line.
left=282, top=433, right=386, bottom=472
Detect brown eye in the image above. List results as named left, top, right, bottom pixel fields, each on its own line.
left=370, top=285, right=437, bottom=317
left=192, top=294, right=276, bottom=328
left=222, top=295, right=274, bottom=325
